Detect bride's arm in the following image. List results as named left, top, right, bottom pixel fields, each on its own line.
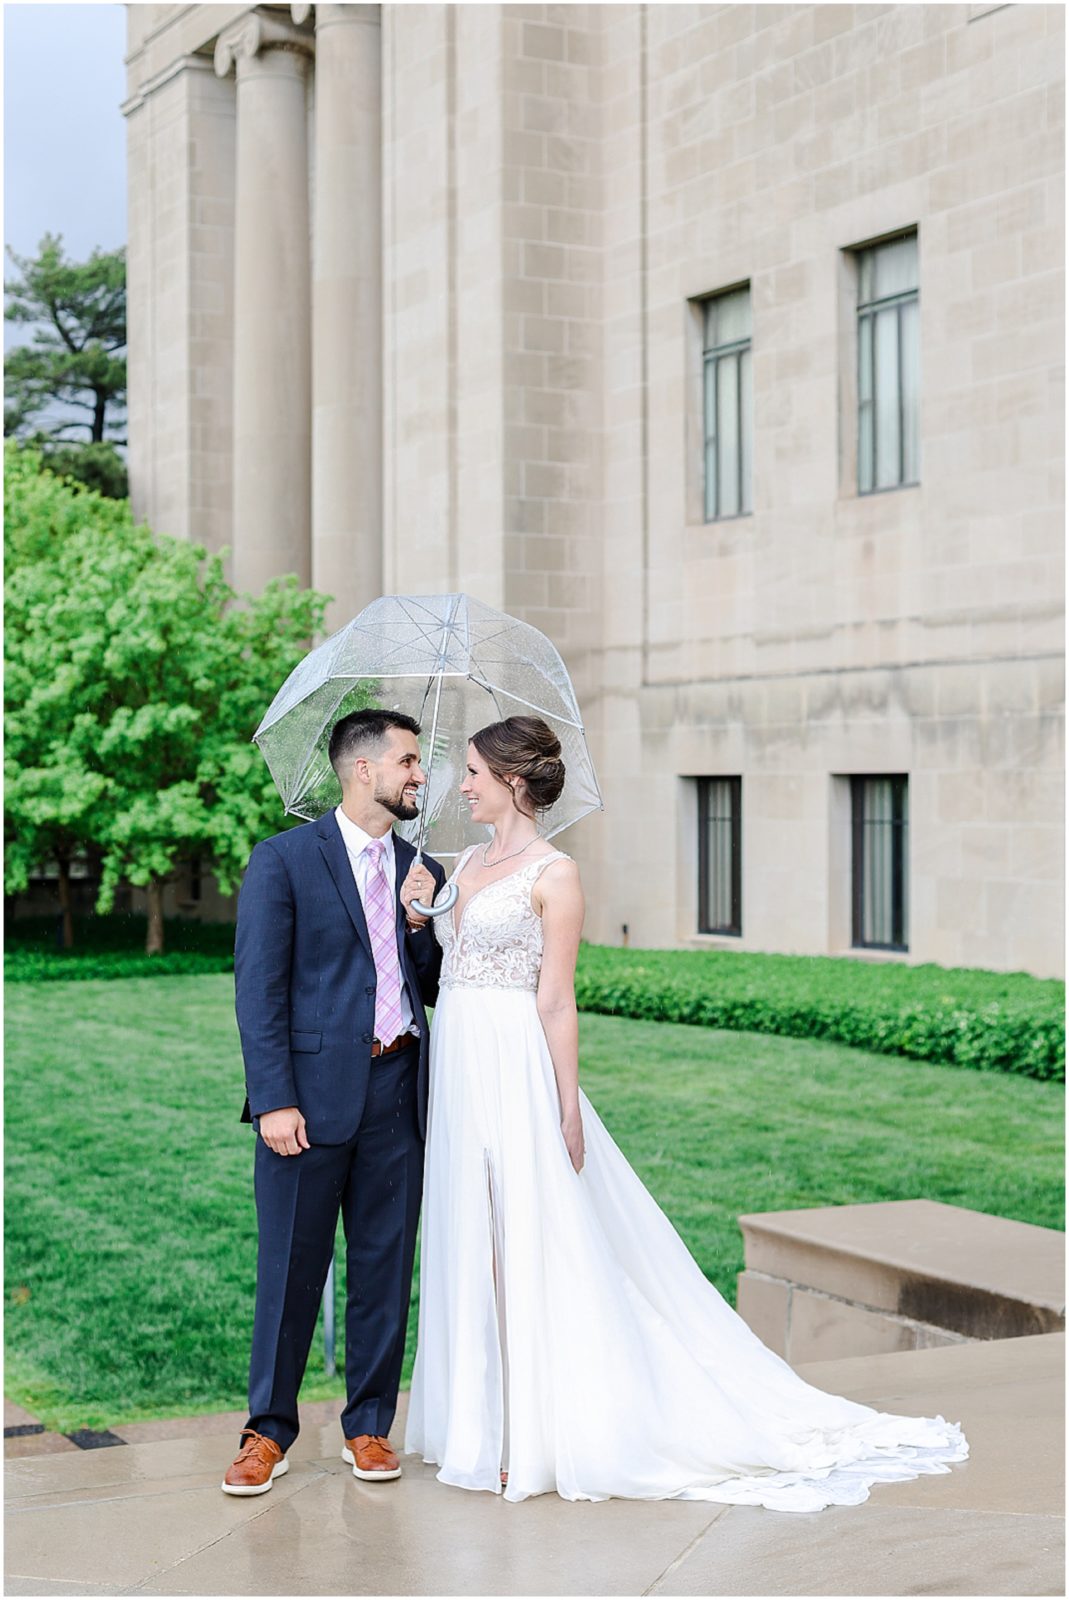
left=534, top=859, right=586, bottom=1173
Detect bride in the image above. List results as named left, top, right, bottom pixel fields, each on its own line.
left=404, top=715, right=968, bottom=1511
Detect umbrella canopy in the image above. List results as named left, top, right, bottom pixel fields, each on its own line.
left=253, top=593, right=603, bottom=859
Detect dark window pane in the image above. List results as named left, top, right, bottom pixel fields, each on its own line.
left=704, top=439, right=717, bottom=522
left=705, top=286, right=750, bottom=350
left=698, top=777, right=741, bottom=935
left=852, top=775, right=909, bottom=951
left=704, top=358, right=717, bottom=519
left=858, top=313, right=874, bottom=492
left=739, top=345, right=752, bottom=513
left=872, top=232, right=918, bottom=299
left=874, top=308, right=901, bottom=490
left=717, top=355, right=740, bottom=517
left=900, top=296, right=920, bottom=483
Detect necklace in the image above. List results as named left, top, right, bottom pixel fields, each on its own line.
left=482, top=836, right=538, bottom=869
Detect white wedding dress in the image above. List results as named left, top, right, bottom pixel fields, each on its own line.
left=404, top=847, right=969, bottom=1511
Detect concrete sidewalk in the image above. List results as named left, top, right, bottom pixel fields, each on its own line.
left=5, top=1334, right=1064, bottom=1596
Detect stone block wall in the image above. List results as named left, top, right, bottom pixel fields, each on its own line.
left=125, top=4, right=1064, bottom=972
left=589, top=2, right=1064, bottom=970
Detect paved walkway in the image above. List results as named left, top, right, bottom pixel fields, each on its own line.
left=5, top=1334, right=1064, bottom=1596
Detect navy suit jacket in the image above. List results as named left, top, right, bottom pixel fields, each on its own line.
left=234, top=813, right=446, bottom=1145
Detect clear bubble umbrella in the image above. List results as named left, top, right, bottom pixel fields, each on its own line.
left=253, top=593, right=603, bottom=915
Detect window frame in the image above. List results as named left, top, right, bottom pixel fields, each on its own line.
left=855, top=233, right=919, bottom=496
left=702, top=288, right=752, bottom=522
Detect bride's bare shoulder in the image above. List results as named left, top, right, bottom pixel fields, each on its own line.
left=531, top=851, right=582, bottom=908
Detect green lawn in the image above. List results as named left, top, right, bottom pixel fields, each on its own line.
left=5, top=975, right=1064, bottom=1434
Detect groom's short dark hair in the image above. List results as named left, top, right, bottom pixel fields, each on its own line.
left=328, top=709, right=422, bottom=776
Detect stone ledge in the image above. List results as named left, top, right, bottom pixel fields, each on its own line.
left=737, top=1199, right=1065, bottom=1356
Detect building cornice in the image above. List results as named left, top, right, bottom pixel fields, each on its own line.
left=121, top=50, right=218, bottom=118
left=291, top=4, right=382, bottom=25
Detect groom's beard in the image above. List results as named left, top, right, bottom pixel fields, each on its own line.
left=376, top=781, right=419, bottom=822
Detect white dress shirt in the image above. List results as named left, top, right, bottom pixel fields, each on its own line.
left=334, top=805, right=418, bottom=1038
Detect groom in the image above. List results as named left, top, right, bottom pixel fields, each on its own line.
left=222, top=709, right=446, bottom=1496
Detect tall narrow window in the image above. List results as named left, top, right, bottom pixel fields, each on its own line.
left=856, top=232, right=919, bottom=493
left=703, top=287, right=752, bottom=520
left=851, top=776, right=909, bottom=950
left=698, top=777, right=742, bottom=935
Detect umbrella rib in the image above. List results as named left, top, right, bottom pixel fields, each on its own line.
left=288, top=683, right=351, bottom=800
left=412, top=592, right=466, bottom=857
left=416, top=674, right=436, bottom=724
left=391, top=596, right=469, bottom=671
left=381, top=634, right=428, bottom=668
left=476, top=683, right=585, bottom=729
left=326, top=670, right=469, bottom=681
left=465, top=622, right=524, bottom=659
left=397, top=594, right=457, bottom=639
left=467, top=620, right=577, bottom=701
left=399, top=594, right=454, bottom=625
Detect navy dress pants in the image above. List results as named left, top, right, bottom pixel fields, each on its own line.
left=245, top=1040, right=423, bottom=1452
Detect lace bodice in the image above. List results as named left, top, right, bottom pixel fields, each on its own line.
left=434, top=846, right=570, bottom=991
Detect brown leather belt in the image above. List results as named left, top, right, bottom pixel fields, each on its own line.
left=370, top=1033, right=416, bottom=1058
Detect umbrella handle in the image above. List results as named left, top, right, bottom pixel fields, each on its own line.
left=411, top=881, right=457, bottom=918
left=410, top=848, right=459, bottom=918
left=411, top=886, right=456, bottom=918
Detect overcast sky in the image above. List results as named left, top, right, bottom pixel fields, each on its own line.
left=4, top=3, right=127, bottom=268
left=4, top=2, right=126, bottom=391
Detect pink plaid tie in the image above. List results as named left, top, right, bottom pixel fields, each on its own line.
left=364, top=838, right=405, bottom=1046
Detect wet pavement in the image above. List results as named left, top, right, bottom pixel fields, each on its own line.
left=5, top=1334, right=1064, bottom=1596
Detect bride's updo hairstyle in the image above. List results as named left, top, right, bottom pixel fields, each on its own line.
left=470, top=716, right=566, bottom=817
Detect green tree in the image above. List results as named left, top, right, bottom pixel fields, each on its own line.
left=5, top=445, right=127, bottom=944
left=5, top=443, right=332, bottom=953
left=35, top=439, right=128, bottom=500
left=5, top=235, right=127, bottom=497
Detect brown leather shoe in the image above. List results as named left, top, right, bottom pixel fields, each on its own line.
left=342, top=1433, right=402, bottom=1481
left=221, top=1429, right=289, bottom=1496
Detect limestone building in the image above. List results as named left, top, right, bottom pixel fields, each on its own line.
left=124, top=2, right=1064, bottom=976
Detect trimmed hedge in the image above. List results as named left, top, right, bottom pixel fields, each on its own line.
left=7, top=917, right=1064, bottom=1083
left=5, top=948, right=234, bottom=981
left=574, top=946, right=1064, bottom=1083
left=5, top=915, right=234, bottom=982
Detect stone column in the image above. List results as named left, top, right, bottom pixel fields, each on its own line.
left=296, top=2, right=383, bottom=629
left=215, top=11, right=313, bottom=595
left=123, top=53, right=236, bottom=555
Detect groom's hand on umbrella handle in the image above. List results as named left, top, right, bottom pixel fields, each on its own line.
left=400, top=863, right=434, bottom=925
left=260, top=1107, right=310, bottom=1156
